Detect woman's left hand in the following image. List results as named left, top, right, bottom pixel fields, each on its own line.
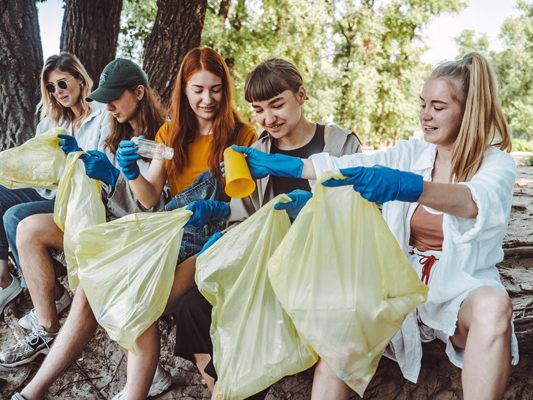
left=322, top=165, right=423, bottom=203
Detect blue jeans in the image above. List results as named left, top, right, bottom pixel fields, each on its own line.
left=0, top=185, right=55, bottom=269
left=165, top=170, right=227, bottom=263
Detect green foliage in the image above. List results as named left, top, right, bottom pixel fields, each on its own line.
left=454, top=29, right=490, bottom=55
left=512, top=138, right=533, bottom=153
left=118, top=0, right=157, bottom=62
left=491, top=0, right=532, bottom=140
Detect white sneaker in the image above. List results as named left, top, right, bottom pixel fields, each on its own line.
left=0, top=274, right=22, bottom=314
left=18, top=286, right=72, bottom=330
left=0, top=326, right=56, bottom=367
left=111, top=364, right=172, bottom=399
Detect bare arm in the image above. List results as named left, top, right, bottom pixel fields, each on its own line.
left=127, top=158, right=167, bottom=208
left=418, top=182, right=478, bottom=219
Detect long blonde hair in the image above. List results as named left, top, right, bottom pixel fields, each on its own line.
left=36, top=52, right=93, bottom=126
left=430, top=52, right=511, bottom=182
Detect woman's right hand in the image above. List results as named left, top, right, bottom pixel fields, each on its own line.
left=231, top=145, right=304, bottom=179
left=117, top=140, right=141, bottom=180
left=58, top=134, right=82, bottom=155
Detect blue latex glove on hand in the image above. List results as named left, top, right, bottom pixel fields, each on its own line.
left=198, top=231, right=224, bottom=255
left=185, top=200, right=230, bottom=228
left=231, top=145, right=304, bottom=179
left=80, top=150, right=120, bottom=189
left=274, top=189, right=312, bottom=219
left=322, top=165, right=423, bottom=203
left=58, top=134, right=82, bottom=154
left=117, top=140, right=141, bottom=180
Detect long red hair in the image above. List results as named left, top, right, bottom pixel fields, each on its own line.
left=167, top=47, right=246, bottom=177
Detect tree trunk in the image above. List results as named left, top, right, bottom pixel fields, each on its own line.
left=60, top=0, right=122, bottom=89
left=0, top=0, right=43, bottom=150
left=143, top=0, right=208, bottom=107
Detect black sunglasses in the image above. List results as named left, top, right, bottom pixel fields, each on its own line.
left=46, top=77, right=75, bottom=93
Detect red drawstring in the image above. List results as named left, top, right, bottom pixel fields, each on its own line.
left=419, top=255, right=437, bottom=285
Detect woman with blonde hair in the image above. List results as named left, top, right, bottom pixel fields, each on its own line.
left=234, top=52, right=518, bottom=399
left=0, top=52, right=108, bottom=316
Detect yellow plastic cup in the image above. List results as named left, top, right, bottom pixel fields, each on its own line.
left=223, top=147, right=256, bottom=198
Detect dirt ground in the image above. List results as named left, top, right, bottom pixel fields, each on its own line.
left=1, top=165, right=532, bottom=400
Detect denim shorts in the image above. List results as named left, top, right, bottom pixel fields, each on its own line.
left=164, top=170, right=227, bottom=263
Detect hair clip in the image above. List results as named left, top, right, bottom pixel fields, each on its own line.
left=463, top=54, right=472, bottom=64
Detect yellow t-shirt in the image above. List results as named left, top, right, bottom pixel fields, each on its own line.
left=155, top=121, right=257, bottom=196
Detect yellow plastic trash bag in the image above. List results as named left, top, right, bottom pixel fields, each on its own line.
left=74, top=209, right=191, bottom=351
left=0, top=128, right=67, bottom=189
left=53, top=152, right=106, bottom=290
left=268, top=171, right=428, bottom=397
left=196, top=195, right=318, bottom=400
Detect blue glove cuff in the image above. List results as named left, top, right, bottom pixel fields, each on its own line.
left=272, top=153, right=304, bottom=178
left=397, top=172, right=424, bottom=202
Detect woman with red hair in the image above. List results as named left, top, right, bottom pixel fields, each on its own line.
left=114, top=47, right=256, bottom=399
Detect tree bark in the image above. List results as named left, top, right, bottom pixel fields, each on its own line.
left=0, top=0, right=43, bottom=150
left=143, top=0, right=208, bottom=107
left=60, top=0, right=122, bottom=89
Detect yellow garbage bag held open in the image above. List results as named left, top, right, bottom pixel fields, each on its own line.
left=268, top=171, right=428, bottom=397
left=196, top=195, right=317, bottom=400
left=74, top=209, right=191, bottom=351
left=53, top=152, right=106, bottom=290
left=0, top=128, right=67, bottom=189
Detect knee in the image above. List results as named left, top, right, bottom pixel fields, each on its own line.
left=16, top=215, right=42, bottom=249
left=470, top=287, right=513, bottom=336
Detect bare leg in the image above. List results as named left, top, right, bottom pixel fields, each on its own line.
left=311, top=358, right=352, bottom=400
left=164, top=255, right=197, bottom=314
left=122, top=255, right=197, bottom=398
left=17, top=214, right=63, bottom=333
left=124, top=324, right=159, bottom=400
left=193, top=353, right=215, bottom=393
left=20, top=288, right=97, bottom=399
left=451, top=286, right=513, bottom=400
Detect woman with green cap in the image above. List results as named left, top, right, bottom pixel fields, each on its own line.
left=7, top=58, right=170, bottom=400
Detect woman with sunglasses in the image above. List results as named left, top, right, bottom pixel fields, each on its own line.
left=0, top=52, right=109, bottom=317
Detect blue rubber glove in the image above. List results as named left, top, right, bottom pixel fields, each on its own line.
left=231, top=145, right=304, bottom=179
left=80, top=150, right=120, bottom=189
left=274, top=189, right=312, bottom=219
left=58, top=134, right=82, bottom=154
left=198, top=231, right=224, bottom=255
left=322, top=166, right=424, bottom=203
left=185, top=200, right=230, bottom=228
left=117, top=140, right=141, bottom=180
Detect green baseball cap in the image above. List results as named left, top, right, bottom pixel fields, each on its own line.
left=87, top=58, right=148, bottom=103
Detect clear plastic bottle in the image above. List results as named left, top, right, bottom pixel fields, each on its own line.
left=131, top=137, right=174, bottom=160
